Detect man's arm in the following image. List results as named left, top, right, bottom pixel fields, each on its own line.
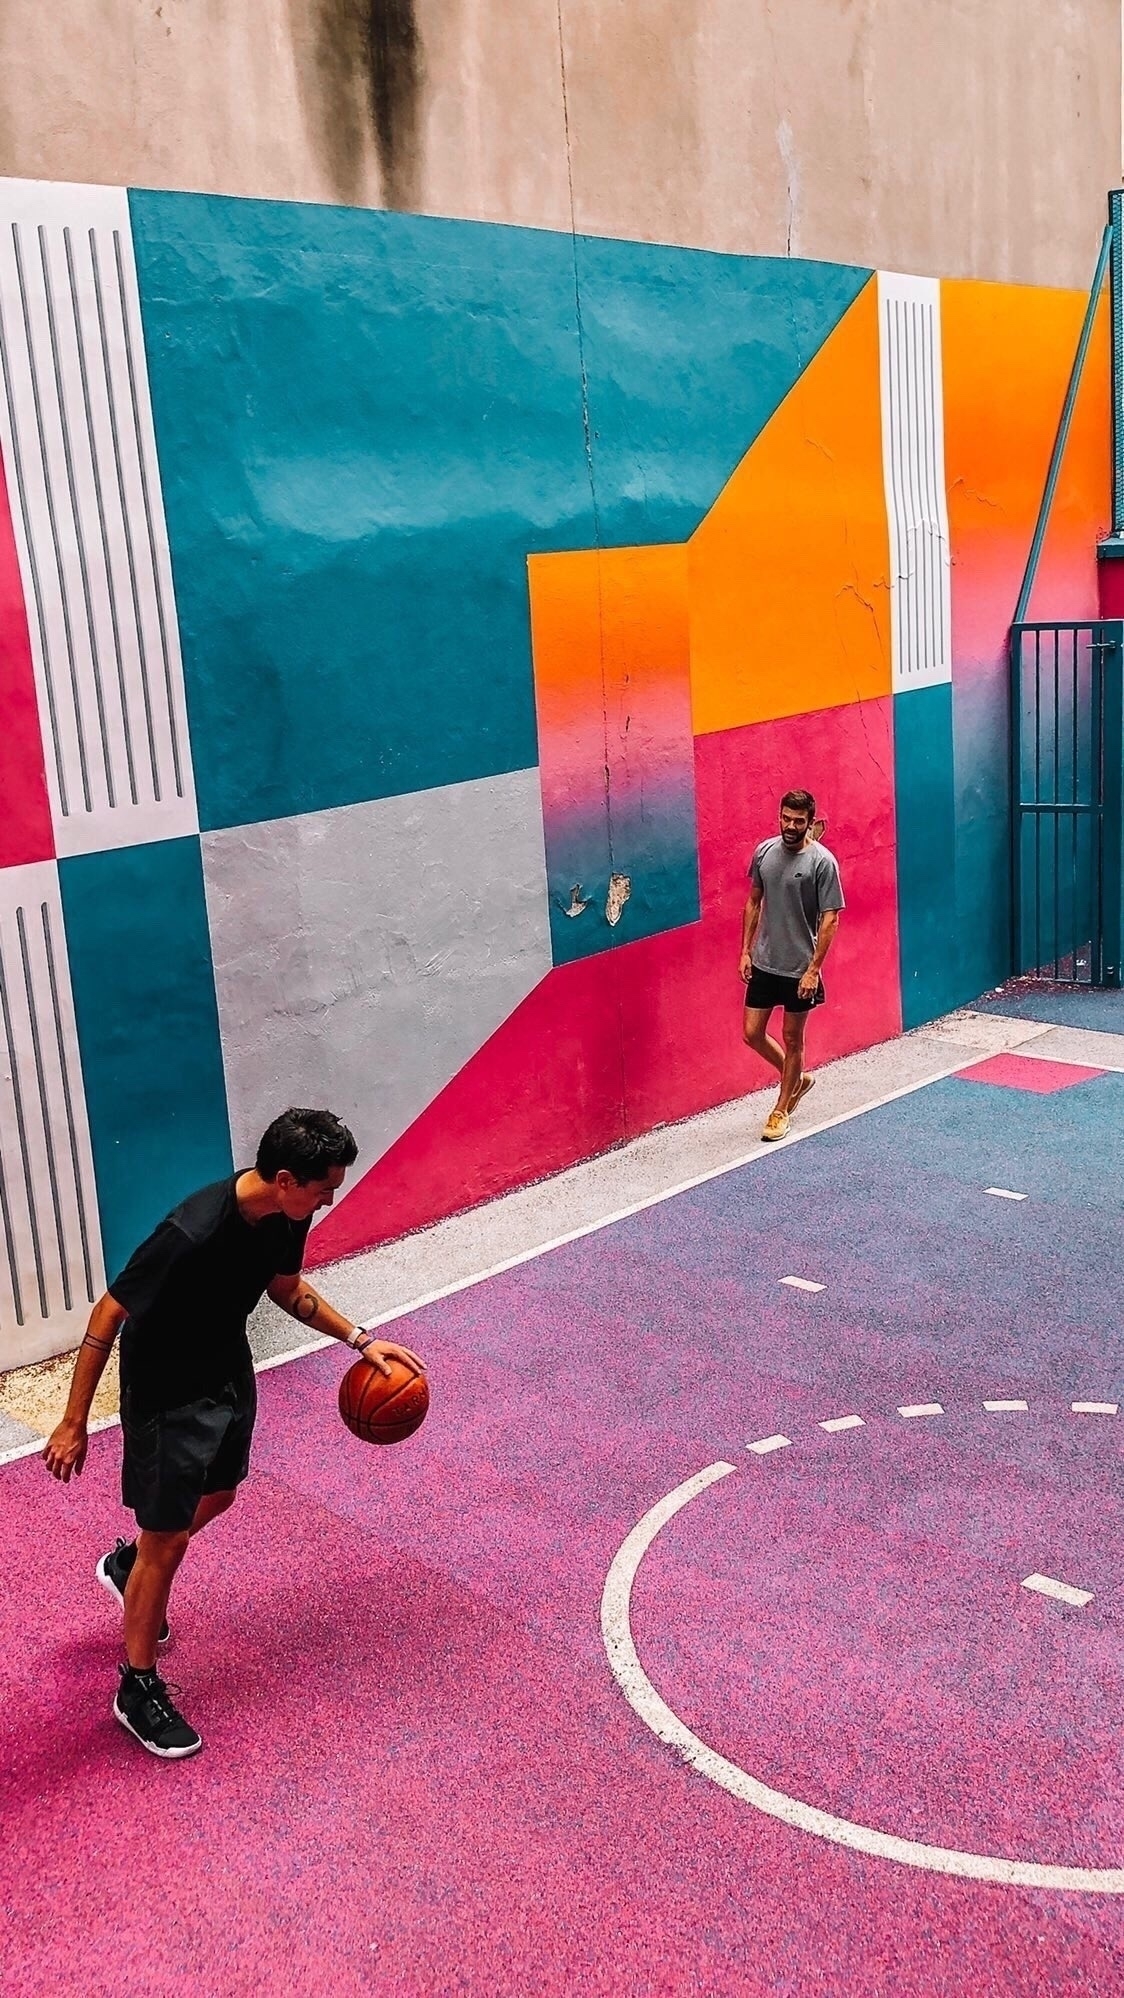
left=43, top=1294, right=128, bottom=1482
left=797, top=909, right=840, bottom=997
left=739, top=883, right=763, bottom=981
left=267, top=1274, right=425, bottom=1378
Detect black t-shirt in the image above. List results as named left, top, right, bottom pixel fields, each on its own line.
left=110, top=1175, right=310, bottom=1416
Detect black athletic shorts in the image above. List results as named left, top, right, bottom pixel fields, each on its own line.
left=745, top=966, right=825, bottom=1015
left=121, top=1373, right=257, bottom=1533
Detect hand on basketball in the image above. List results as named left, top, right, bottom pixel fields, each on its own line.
left=43, top=1417, right=89, bottom=1482
left=359, top=1337, right=426, bottom=1378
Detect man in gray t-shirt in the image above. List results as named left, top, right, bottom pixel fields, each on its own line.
left=738, top=789, right=844, bottom=1142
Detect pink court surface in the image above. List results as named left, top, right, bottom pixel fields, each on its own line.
left=4, top=1045, right=1124, bottom=1995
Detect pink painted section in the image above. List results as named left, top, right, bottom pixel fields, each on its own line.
left=1097, top=549, right=1124, bottom=618
left=310, top=696, right=900, bottom=1263
left=0, top=453, right=52, bottom=868
left=958, top=1052, right=1105, bottom=1094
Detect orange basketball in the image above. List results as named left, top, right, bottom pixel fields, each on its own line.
left=338, top=1352, right=429, bottom=1445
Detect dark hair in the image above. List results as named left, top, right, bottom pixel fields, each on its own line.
left=780, top=789, right=816, bottom=818
left=255, top=1108, right=358, bottom=1184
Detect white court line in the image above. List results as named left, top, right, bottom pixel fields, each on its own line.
left=747, top=1434, right=790, bottom=1455
left=1072, top=1401, right=1119, bottom=1416
left=780, top=1276, right=825, bottom=1293
left=819, top=1415, right=864, bottom=1433
left=986, top=1188, right=1028, bottom=1201
left=898, top=1403, right=943, bottom=1418
left=601, top=1463, right=1124, bottom=1891
left=1022, top=1573, right=1093, bottom=1609
left=983, top=1400, right=1028, bottom=1413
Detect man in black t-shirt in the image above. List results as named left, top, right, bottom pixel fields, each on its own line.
left=43, top=1107, right=424, bottom=1762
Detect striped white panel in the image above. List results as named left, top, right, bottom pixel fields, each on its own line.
left=0, top=861, right=104, bottom=1368
left=0, top=178, right=196, bottom=856
left=878, top=272, right=952, bottom=692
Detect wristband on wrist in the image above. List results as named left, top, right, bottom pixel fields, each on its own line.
left=346, top=1326, right=373, bottom=1351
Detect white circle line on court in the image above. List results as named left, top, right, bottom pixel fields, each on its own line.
left=600, top=1461, right=1124, bottom=1893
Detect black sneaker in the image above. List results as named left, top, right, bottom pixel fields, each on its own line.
left=96, top=1538, right=171, bottom=1645
left=114, top=1665, right=202, bottom=1759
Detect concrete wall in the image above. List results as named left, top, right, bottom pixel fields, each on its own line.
left=0, top=0, right=1116, bottom=285
left=0, top=174, right=1112, bottom=1370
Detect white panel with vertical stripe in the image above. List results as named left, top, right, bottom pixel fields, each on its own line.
left=0, top=179, right=196, bottom=856
left=0, top=861, right=104, bottom=1368
left=878, top=272, right=953, bottom=692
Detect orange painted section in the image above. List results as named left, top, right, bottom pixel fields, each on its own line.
left=942, top=280, right=1110, bottom=656
left=688, top=276, right=891, bottom=736
left=528, top=543, right=689, bottom=735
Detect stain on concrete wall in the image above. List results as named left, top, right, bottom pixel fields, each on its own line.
left=0, top=0, right=1114, bottom=284
left=303, top=0, right=424, bottom=209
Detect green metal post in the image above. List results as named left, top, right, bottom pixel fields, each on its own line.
left=1014, top=222, right=1113, bottom=626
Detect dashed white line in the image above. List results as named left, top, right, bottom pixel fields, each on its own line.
left=986, top=1187, right=1028, bottom=1201
left=747, top=1434, right=791, bottom=1455
left=1022, top=1573, right=1093, bottom=1609
left=1072, top=1401, right=1118, bottom=1416
left=983, top=1400, right=1028, bottom=1413
left=819, top=1415, right=864, bottom=1433
left=898, top=1403, right=944, bottom=1419
left=780, top=1276, right=825, bottom=1293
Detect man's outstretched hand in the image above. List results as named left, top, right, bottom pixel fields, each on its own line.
left=358, top=1337, right=426, bottom=1379
left=43, top=1417, right=89, bottom=1482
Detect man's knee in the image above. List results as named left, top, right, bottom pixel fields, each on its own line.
left=137, top=1527, right=191, bottom=1569
left=782, top=1017, right=806, bottom=1053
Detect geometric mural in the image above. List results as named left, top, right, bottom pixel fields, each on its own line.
left=0, top=176, right=1112, bottom=1365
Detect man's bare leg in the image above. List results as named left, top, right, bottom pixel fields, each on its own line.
left=123, top=1490, right=236, bottom=1670
left=776, top=1012, right=809, bottom=1114
left=124, top=1529, right=189, bottom=1671
left=743, top=1006, right=785, bottom=1077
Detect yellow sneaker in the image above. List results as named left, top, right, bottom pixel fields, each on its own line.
left=761, top=1108, right=790, bottom=1141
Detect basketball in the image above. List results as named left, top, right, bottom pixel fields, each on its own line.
left=338, top=1352, right=429, bottom=1445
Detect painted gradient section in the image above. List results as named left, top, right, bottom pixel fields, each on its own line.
left=529, top=544, right=698, bottom=963
left=894, top=683, right=957, bottom=1028
left=310, top=695, right=899, bottom=1261
left=59, top=837, right=232, bottom=1277
left=0, top=453, right=53, bottom=868
left=942, top=281, right=1110, bottom=1004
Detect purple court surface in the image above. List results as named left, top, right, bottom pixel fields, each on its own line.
left=4, top=1050, right=1124, bottom=1994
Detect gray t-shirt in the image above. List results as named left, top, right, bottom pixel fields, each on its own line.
left=749, top=837, right=845, bottom=978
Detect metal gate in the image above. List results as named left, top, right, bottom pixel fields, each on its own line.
left=1009, top=620, right=1123, bottom=986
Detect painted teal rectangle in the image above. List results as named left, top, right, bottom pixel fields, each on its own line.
left=129, top=190, right=870, bottom=835
left=59, top=838, right=232, bottom=1278
left=894, top=683, right=961, bottom=1028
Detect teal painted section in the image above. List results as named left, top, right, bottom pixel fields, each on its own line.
left=951, top=669, right=1010, bottom=1002
left=572, top=235, right=871, bottom=548
left=59, top=838, right=232, bottom=1278
left=894, top=683, right=961, bottom=1028
left=130, top=191, right=869, bottom=833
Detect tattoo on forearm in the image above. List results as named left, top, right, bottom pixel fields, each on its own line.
left=294, top=1288, right=321, bottom=1325
left=81, top=1334, right=114, bottom=1354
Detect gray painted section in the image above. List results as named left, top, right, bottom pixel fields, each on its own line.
left=201, top=767, right=551, bottom=1196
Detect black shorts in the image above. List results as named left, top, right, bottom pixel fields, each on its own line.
left=121, top=1374, right=257, bottom=1533
left=745, top=966, right=825, bottom=1015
